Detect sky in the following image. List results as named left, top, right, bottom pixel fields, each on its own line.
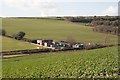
left=0, top=0, right=119, bottom=17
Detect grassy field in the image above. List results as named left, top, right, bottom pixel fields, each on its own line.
left=1, top=36, right=43, bottom=51
left=2, top=46, right=118, bottom=78
left=2, top=18, right=119, bottom=78
left=2, top=18, right=117, bottom=44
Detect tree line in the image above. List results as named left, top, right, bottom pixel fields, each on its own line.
left=1, top=16, right=120, bottom=36
left=0, top=29, right=26, bottom=40
left=91, top=16, right=120, bottom=35
left=65, top=16, right=120, bottom=35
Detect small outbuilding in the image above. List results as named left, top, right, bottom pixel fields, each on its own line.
left=37, top=39, right=53, bottom=47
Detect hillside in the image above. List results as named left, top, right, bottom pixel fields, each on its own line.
left=3, top=46, right=118, bottom=78
left=2, top=18, right=117, bottom=44
left=1, top=36, right=42, bottom=51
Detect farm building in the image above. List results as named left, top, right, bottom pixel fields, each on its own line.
left=37, top=39, right=53, bottom=47
left=36, top=39, right=70, bottom=49
left=36, top=39, right=86, bottom=50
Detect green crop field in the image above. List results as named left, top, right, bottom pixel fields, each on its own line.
left=2, top=46, right=118, bottom=78
left=2, top=18, right=117, bottom=44
left=1, top=18, right=119, bottom=78
left=1, top=36, right=42, bottom=51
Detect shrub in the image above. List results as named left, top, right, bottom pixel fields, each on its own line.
left=84, top=43, right=98, bottom=50
left=0, top=29, right=6, bottom=36
left=12, top=31, right=26, bottom=40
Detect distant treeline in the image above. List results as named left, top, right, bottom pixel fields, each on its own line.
left=91, top=16, right=119, bottom=26
left=65, top=16, right=120, bottom=35
left=90, top=16, right=120, bottom=35
left=3, top=16, right=120, bottom=35
left=93, top=26, right=119, bottom=35
left=3, top=16, right=119, bottom=23
left=65, top=16, right=93, bottom=23
left=65, top=16, right=119, bottom=23
left=3, top=17, right=65, bottom=20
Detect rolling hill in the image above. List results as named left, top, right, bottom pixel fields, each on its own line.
left=1, top=36, right=42, bottom=51
left=2, top=18, right=117, bottom=44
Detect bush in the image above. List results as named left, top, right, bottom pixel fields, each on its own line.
left=84, top=43, right=98, bottom=50
left=0, top=29, right=6, bottom=36
left=12, top=31, right=26, bottom=40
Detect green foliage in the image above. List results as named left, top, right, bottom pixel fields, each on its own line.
left=91, top=20, right=120, bottom=27
left=2, top=47, right=118, bottom=78
left=0, top=29, right=6, bottom=36
left=91, top=16, right=119, bottom=35
left=12, top=31, right=25, bottom=40
left=65, top=17, right=93, bottom=23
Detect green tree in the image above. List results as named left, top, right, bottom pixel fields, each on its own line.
left=0, top=29, right=6, bottom=36
left=12, top=31, right=25, bottom=40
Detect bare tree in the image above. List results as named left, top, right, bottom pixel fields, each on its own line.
left=0, top=29, right=6, bottom=36
left=66, top=36, right=76, bottom=47
left=102, top=33, right=111, bottom=46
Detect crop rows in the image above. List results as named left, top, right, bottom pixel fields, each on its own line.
left=2, top=47, right=118, bottom=78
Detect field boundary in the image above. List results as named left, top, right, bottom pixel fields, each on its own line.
left=1, top=44, right=117, bottom=57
